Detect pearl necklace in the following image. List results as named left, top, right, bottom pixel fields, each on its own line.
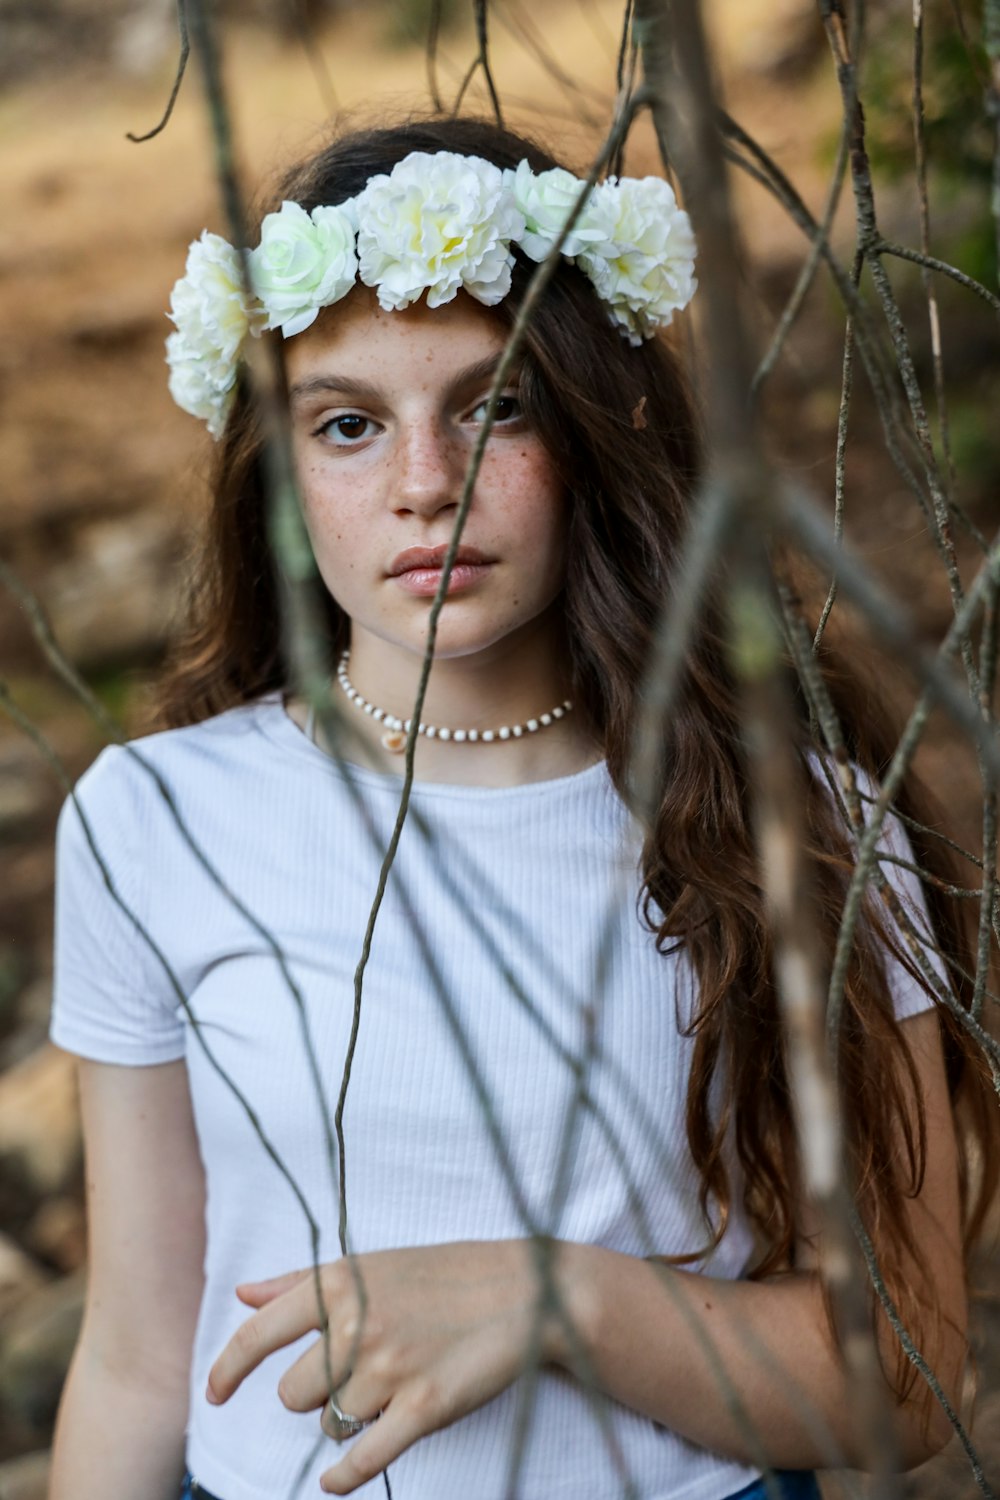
left=335, top=652, right=573, bottom=754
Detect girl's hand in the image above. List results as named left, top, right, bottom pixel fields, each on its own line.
left=206, top=1239, right=575, bottom=1495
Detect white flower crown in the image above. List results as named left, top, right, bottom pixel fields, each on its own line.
left=166, top=150, right=698, bottom=438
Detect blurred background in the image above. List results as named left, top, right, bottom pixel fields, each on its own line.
left=0, top=0, right=997, bottom=1493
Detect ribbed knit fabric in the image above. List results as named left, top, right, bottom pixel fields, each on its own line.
left=51, top=696, right=937, bottom=1500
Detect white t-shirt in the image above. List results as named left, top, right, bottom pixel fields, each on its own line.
left=51, top=695, right=938, bottom=1500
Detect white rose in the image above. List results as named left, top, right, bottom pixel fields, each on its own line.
left=165, top=329, right=236, bottom=440
left=576, top=176, right=698, bottom=343
left=249, top=200, right=358, bottom=338
left=507, top=161, right=606, bottom=262
left=169, top=230, right=256, bottom=363
left=355, top=151, right=525, bottom=311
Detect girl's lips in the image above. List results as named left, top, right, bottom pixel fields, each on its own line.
left=388, top=543, right=491, bottom=575
left=392, top=562, right=494, bottom=597
left=388, top=543, right=495, bottom=597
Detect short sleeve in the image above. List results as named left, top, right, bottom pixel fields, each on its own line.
left=812, top=757, right=947, bottom=1022
left=870, top=787, right=949, bottom=1019
left=50, top=745, right=186, bottom=1064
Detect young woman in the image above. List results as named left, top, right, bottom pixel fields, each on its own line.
left=48, top=116, right=995, bottom=1500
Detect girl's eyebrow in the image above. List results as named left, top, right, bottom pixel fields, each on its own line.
left=288, top=353, right=515, bottom=406
left=447, top=353, right=511, bottom=393
left=288, top=374, right=382, bottom=404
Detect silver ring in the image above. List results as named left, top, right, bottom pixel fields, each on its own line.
left=321, top=1393, right=370, bottom=1443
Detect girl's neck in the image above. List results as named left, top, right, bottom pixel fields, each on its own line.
left=291, top=626, right=603, bottom=787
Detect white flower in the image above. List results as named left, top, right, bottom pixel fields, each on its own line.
left=354, top=151, right=525, bottom=311
left=507, top=161, right=606, bottom=262
left=165, top=329, right=237, bottom=440
left=250, top=200, right=358, bottom=338
left=576, top=176, right=698, bottom=344
left=169, top=230, right=257, bottom=363
left=166, top=232, right=260, bottom=439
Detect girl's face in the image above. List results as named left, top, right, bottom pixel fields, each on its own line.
left=284, top=287, right=568, bottom=669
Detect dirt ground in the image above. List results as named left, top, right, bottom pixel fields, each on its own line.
left=1, top=1, right=998, bottom=1494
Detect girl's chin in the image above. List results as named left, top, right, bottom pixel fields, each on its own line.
left=346, top=601, right=563, bottom=666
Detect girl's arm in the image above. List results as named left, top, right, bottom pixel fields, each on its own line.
left=571, top=1004, right=965, bottom=1471
left=209, top=1008, right=964, bottom=1495
left=49, top=1058, right=206, bottom=1500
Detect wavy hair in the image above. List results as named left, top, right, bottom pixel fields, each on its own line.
left=151, top=115, right=997, bottom=1417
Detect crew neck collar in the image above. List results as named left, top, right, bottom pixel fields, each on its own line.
left=253, top=692, right=610, bottom=801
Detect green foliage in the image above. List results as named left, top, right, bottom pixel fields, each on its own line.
left=382, top=0, right=465, bottom=51
left=862, top=4, right=993, bottom=188
left=947, top=210, right=999, bottom=289
left=82, top=665, right=137, bottom=726
left=940, top=378, right=1000, bottom=500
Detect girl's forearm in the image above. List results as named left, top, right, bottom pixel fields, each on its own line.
left=550, top=1243, right=954, bottom=1472
left=49, top=1337, right=189, bottom=1500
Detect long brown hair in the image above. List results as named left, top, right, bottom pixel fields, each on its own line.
left=153, top=115, right=997, bottom=1411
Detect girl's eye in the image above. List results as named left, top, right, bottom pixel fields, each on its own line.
left=468, top=394, right=523, bottom=426
left=318, top=414, right=377, bottom=445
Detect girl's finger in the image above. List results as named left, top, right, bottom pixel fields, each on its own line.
left=319, top=1388, right=441, bottom=1496
left=236, top=1267, right=310, bottom=1306
left=208, top=1275, right=329, bottom=1401
left=276, top=1331, right=363, bottom=1414
left=323, top=1362, right=388, bottom=1426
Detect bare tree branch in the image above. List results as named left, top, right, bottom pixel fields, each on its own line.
left=126, top=0, right=190, bottom=143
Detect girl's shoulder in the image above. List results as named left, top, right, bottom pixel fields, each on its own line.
left=130, top=692, right=288, bottom=764
left=50, top=702, right=287, bottom=1067
left=73, top=693, right=291, bottom=801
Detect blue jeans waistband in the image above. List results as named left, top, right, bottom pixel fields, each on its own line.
left=181, top=1479, right=222, bottom=1500
left=729, top=1475, right=822, bottom=1500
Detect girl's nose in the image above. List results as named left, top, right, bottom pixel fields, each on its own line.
left=392, top=422, right=463, bottom=517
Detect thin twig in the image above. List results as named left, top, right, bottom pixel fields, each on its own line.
left=874, top=239, right=1000, bottom=313
left=182, top=4, right=386, bottom=1487
left=818, top=527, right=1000, bottom=1039
left=474, top=0, right=504, bottom=125
left=426, top=0, right=445, bottom=111
left=751, top=99, right=851, bottom=396
left=820, top=2, right=981, bottom=710
left=973, top=583, right=1000, bottom=1020
left=718, top=126, right=941, bottom=532
left=492, top=0, right=603, bottom=128
left=630, top=476, right=739, bottom=820
left=852, top=1207, right=997, bottom=1500
left=986, top=0, right=1000, bottom=282
left=736, top=553, right=903, bottom=1495
left=911, top=0, right=957, bottom=508
left=335, top=86, right=647, bottom=1224
left=451, top=52, right=481, bottom=114
left=785, top=492, right=1000, bottom=778
left=290, top=0, right=339, bottom=119
left=126, top=0, right=190, bottom=143
left=782, top=586, right=997, bottom=1489
left=813, top=246, right=862, bottom=651
left=611, top=0, right=637, bottom=176
left=334, top=91, right=651, bottom=1499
